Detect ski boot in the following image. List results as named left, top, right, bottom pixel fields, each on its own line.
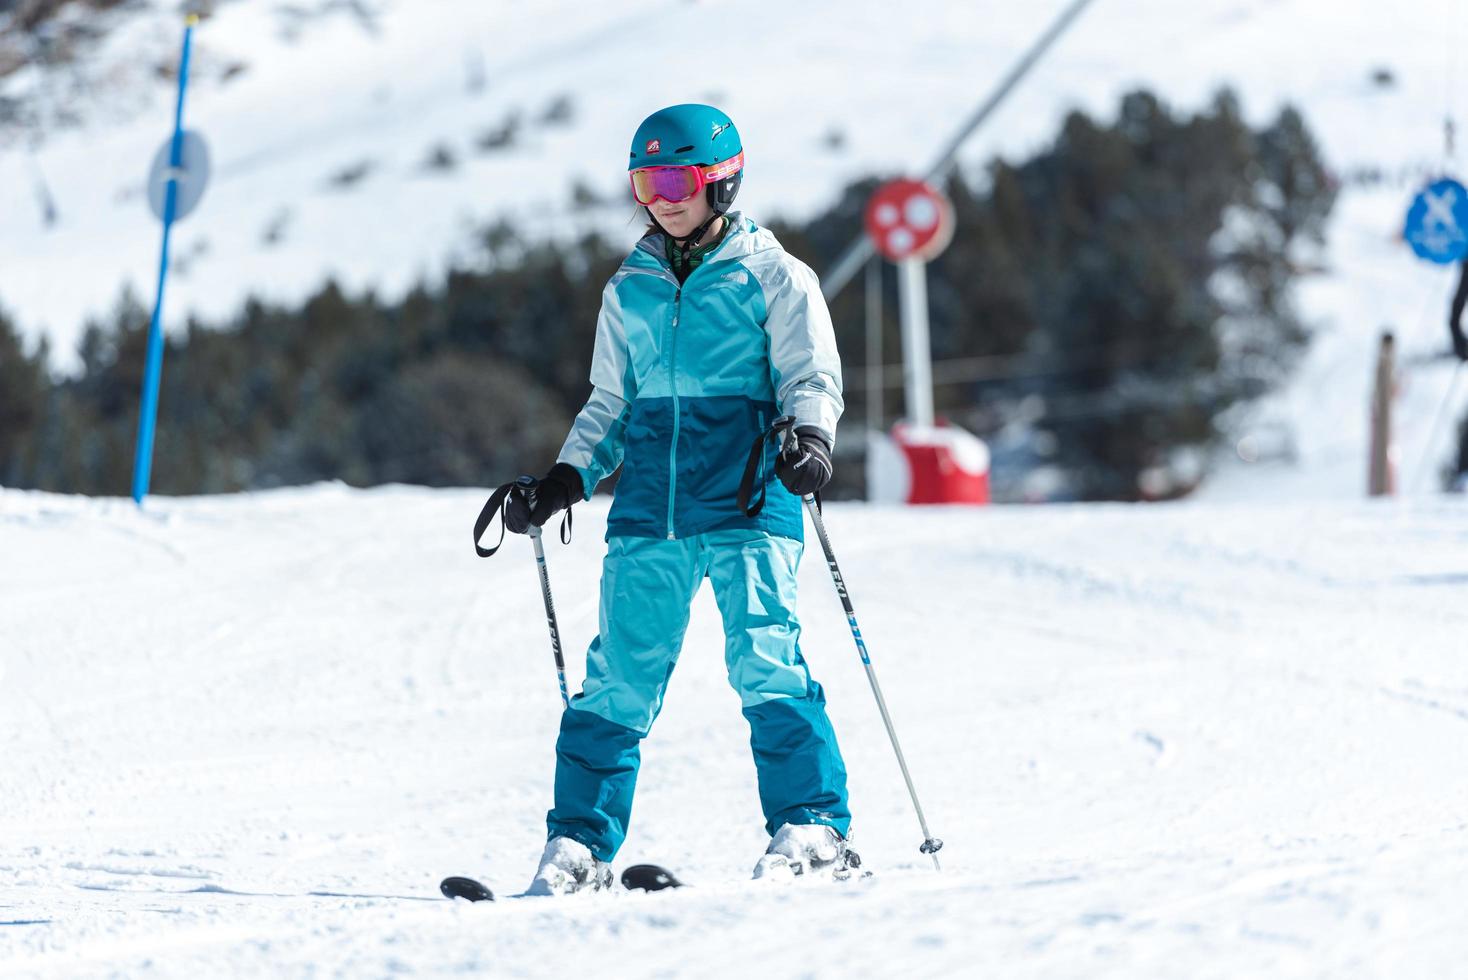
left=752, top=823, right=863, bottom=882
left=526, top=836, right=614, bottom=896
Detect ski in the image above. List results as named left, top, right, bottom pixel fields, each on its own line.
left=439, top=863, right=682, bottom=902
left=620, top=863, right=683, bottom=892
left=440, top=876, right=494, bottom=902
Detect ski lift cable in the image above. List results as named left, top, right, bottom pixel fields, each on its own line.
left=819, top=0, right=1100, bottom=303
left=846, top=345, right=1205, bottom=392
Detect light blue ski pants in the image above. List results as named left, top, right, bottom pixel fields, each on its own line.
left=546, top=528, right=850, bottom=861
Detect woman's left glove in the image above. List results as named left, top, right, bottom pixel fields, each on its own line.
left=776, top=427, right=834, bottom=496
left=504, top=462, right=583, bottom=534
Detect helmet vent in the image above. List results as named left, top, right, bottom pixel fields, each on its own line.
left=674, top=145, right=695, bottom=154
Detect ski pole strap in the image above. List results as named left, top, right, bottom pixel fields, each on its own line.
left=737, top=414, right=798, bottom=517
left=472, top=481, right=516, bottom=558
left=472, top=479, right=575, bottom=557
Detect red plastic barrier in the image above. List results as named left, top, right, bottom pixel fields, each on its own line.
left=884, top=422, right=990, bottom=505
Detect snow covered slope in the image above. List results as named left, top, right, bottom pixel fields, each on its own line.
left=5, top=0, right=1468, bottom=496
left=1201, top=188, right=1468, bottom=501
left=1, top=0, right=1463, bottom=356
left=3, top=485, right=1466, bottom=977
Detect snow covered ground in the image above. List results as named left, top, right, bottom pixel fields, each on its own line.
left=5, top=7, right=1468, bottom=971
left=3, top=484, right=1466, bottom=977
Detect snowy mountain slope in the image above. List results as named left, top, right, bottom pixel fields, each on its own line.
left=4, top=0, right=1468, bottom=498
left=1201, top=187, right=1468, bottom=500
left=1, top=0, right=1464, bottom=358
left=2, top=484, right=1466, bottom=977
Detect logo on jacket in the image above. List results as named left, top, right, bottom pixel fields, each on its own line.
left=646, top=138, right=661, bottom=155
left=721, top=270, right=749, bottom=287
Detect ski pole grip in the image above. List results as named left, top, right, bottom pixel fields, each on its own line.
left=513, top=473, right=538, bottom=510
left=775, top=416, right=801, bottom=460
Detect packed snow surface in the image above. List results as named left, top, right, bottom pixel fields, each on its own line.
left=2, top=485, right=1466, bottom=977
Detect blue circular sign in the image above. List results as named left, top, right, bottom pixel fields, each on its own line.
left=146, top=129, right=211, bottom=224
left=1404, top=177, right=1468, bottom=264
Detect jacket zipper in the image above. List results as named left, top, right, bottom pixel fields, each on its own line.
left=640, top=222, right=736, bottom=541
left=666, top=287, right=681, bottom=540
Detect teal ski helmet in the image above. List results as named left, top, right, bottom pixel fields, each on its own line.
left=628, top=104, right=743, bottom=215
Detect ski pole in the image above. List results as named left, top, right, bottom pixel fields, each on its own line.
left=472, top=477, right=571, bottom=709
left=736, top=417, right=943, bottom=869
left=800, top=491, right=943, bottom=871
left=526, top=520, right=571, bottom=710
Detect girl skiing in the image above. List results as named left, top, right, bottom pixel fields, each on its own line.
left=504, top=104, right=853, bottom=892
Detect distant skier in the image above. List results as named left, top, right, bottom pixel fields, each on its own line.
left=1452, top=260, right=1468, bottom=490
left=503, top=104, right=855, bottom=892
left=1452, top=259, right=1468, bottom=362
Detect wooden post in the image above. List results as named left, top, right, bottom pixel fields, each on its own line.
left=1368, top=330, right=1396, bottom=497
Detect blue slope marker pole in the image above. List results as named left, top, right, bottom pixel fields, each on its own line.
left=131, top=14, right=199, bottom=506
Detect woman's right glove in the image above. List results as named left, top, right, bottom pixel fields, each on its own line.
left=504, top=462, right=583, bottom=534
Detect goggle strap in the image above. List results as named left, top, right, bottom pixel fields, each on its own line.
left=703, top=151, right=744, bottom=183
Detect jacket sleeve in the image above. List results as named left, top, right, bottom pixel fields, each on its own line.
left=762, top=254, right=845, bottom=447
left=557, top=278, right=634, bottom=500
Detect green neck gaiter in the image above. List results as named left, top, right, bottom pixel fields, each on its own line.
left=665, top=215, right=729, bottom=284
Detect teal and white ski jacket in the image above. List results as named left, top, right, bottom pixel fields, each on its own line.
left=557, top=213, right=843, bottom=541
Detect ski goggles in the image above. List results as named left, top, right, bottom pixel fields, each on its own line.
left=629, top=152, right=744, bottom=205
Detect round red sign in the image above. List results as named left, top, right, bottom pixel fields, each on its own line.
left=863, top=178, right=954, bottom=262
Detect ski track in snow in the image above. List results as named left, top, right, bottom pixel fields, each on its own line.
left=2, top=485, right=1466, bottom=977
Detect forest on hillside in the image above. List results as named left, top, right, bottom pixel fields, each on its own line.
left=0, top=88, right=1341, bottom=500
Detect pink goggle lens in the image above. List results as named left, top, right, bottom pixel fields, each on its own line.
left=630, top=166, right=702, bottom=205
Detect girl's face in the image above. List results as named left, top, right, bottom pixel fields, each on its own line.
left=649, top=191, right=715, bottom=240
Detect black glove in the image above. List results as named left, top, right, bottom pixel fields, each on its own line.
left=504, top=462, right=582, bottom=534
left=776, top=427, right=834, bottom=496
left=1453, top=324, right=1468, bottom=362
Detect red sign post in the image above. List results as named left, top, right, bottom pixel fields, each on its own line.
left=864, top=179, right=954, bottom=429
left=863, top=179, right=988, bottom=504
